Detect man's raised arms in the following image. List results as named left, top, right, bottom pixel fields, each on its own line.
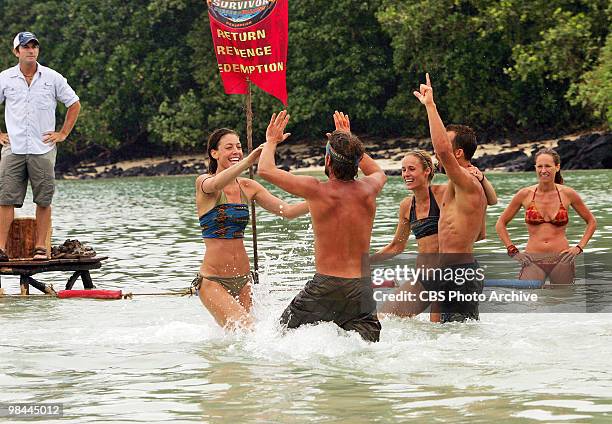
left=413, top=73, right=476, bottom=192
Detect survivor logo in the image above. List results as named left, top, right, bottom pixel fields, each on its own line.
left=207, top=0, right=277, bottom=29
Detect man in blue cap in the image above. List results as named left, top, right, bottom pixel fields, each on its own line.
left=0, top=32, right=81, bottom=261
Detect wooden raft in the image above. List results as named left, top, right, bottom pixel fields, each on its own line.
left=0, top=257, right=109, bottom=296
left=0, top=217, right=106, bottom=296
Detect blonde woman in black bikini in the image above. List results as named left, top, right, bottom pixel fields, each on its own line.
left=372, top=150, right=497, bottom=320
left=496, top=148, right=597, bottom=285
left=195, top=119, right=309, bottom=330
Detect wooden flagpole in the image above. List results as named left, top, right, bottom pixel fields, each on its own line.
left=245, top=81, right=259, bottom=283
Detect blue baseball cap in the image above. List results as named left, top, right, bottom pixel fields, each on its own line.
left=13, top=32, right=39, bottom=49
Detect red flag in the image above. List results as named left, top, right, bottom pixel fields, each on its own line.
left=207, top=0, right=288, bottom=105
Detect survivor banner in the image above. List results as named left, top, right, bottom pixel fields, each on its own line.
left=207, top=0, right=289, bottom=105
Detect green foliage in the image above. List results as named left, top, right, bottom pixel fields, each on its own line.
left=569, top=32, right=612, bottom=127
left=377, top=0, right=610, bottom=134
left=0, top=0, right=609, bottom=157
left=148, top=90, right=207, bottom=148
left=0, top=0, right=201, bottom=151
left=285, top=1, right=397, bottom=137
left=186, top=0, right=396, bottom=146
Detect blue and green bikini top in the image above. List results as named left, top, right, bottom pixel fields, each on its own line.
left=409, top=187, right=440, bottom=239
left=199, top=178, right=250, bottom=239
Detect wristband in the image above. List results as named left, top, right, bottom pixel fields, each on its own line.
left=507, top=244, right=519, bottom=257
left=576, top=245, right=583, bottom=254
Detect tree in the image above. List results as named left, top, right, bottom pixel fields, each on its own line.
left=569, top=32, right=612, bottom=127
left=1, top=0, right=608, bottom=157
left=180, top=0, right=397, bottom=147
left=377, top=0, right=610, bottom=136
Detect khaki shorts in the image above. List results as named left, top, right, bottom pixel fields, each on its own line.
left=0, top=145, right=57, bottom=207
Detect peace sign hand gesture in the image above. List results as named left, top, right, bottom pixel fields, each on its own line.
left=413, top=73, right=435, bottom=106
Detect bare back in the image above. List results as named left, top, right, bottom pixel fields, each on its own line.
left=308, top=179, right=378, bottom=278
left=439, top=172, right=486, bottom=254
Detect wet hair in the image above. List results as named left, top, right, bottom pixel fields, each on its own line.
left=327, top=131, right=365, bottom=181
left=446, top=124, right=477, bottom=160
left=535, top=148, right=564, bottom=184
left=405, top=150, right=434, bottom=182
left=207, top=128, right=238, bottom=174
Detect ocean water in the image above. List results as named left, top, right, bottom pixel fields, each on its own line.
left=1, top=170, right=611, bottom=422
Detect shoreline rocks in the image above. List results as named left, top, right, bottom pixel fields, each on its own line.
left=59, top=159, right=209, bottom=179
left=56, top=131, right=611, bottom=179
left=472, top=132, right=611, bottom=172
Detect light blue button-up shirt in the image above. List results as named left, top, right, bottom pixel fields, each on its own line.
left=0, top=63, right=79, bottom=154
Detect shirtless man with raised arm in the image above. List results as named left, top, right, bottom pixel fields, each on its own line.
left=412, top=74, right=488, bottom=322
left=258, top=110, right=387, bottom=342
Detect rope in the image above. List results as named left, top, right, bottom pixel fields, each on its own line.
left=0, top=288, right=197, bottom=299
left=0, top=286, right=300, bottom=299
left=0, top=282, right=570, bottom=300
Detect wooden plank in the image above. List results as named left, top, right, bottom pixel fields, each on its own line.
left=1, top=262, right=103, bottom=276
left=0, top=256, right=108, bottom=267
left=19, top=276, right=29, bottom=295
left=0, top=255, right=108, bottom=291
left=65, top=271, right=81, bottom=290
left=24, top=276, right=56, bottom=295
left=81, top=271, right=96, bottom=289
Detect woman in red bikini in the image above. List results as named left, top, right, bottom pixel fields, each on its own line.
left=496, top=148, right=597, bottom=284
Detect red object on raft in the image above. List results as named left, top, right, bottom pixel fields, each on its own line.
left=58, top=289, right=122, bottom=299
left=372, top=280, right=397, bottom=289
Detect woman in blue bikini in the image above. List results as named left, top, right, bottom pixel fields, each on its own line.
left=194, top=114, right=309, bottom=330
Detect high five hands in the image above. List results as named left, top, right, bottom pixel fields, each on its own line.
left=266, top=110, right=291, bottom=145
left=326, top=110, right=350, bottom=139
left=413, top=73, right=435, bottom=106
left=245, top=144, right=264, bottom=165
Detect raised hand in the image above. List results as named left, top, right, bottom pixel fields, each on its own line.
left=413, top=73, right=434, bottom=106
left=333, top=111, right=350, bottom=132
left=326, top=110, right=351, bottom=139
left=266, top=110, right=291, bottom=144
left=246, top=144, right=264, bottom=165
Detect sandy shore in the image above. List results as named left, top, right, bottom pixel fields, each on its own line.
left=63, top=131, right=595, bottom=179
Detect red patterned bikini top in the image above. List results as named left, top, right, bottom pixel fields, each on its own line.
left=525, top=186, right=569, bottom=226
